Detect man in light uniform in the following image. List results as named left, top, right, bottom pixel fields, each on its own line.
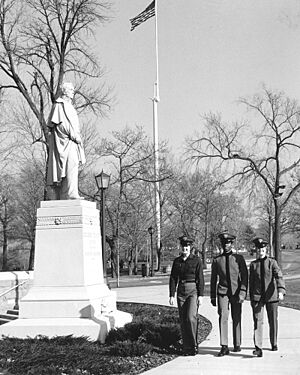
left=210, top=232, right=248, bottom=356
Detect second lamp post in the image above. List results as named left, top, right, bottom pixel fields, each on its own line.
left=148, top=226, right=154, bottom=276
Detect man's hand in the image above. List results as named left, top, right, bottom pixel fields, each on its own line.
left=211, top=298, right=217, bottom=307
left=279, top=292, right=284, bottom=301
left=169, top=296, right=175, bottom=306
left=197, top=296, right=203, bottom=314
left=238, top=295, right=245, bottom=304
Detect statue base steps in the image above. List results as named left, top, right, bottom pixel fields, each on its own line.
left=0, top=310, right=131, bottom=342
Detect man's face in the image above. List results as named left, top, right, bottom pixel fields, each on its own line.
left=257, top=245, right=267, bottom=259
left=181, top=245, right=191, bottom=257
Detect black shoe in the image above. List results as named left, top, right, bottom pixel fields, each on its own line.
left=233, top=346, right=241, bottom=352
left=253, top=347, right=263, bottom=357
left=271, top=345, right=278, bottom=351
left=218, top=345, right=230, bottom=357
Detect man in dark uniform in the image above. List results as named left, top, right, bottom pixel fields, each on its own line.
left=169, top=235, right=204, bottom=356
left=210, top=232, right=248, bottom=356
left=250, top=237, right=286, bottom=357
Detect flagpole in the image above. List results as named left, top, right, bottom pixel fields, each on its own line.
left=152, top=0, right=161, bottom=274
left=130, top=0, right=161, bottom=274
left=155, top=0, right=159, bottom=102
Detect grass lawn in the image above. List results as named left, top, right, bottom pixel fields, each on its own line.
left=277, top=248, right=300, bottom=310
left=281, top=278, right=300, bottom=310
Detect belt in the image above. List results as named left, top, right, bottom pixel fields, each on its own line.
left=179, top=280, right=195, bottom=284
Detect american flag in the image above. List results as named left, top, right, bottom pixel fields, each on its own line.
left=130, top=1, right=155, bottom=31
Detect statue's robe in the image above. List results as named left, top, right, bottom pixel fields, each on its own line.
left=47, top=98, right=85, bottom=199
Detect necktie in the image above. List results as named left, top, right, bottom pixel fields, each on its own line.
left=225, top=254, right=232, bottom=296
left=260, top=258, right=265, bottom=302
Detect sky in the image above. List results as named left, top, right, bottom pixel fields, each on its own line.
left=94, top=0, right=300, bottom=154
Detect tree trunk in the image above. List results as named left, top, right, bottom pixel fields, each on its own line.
left=106, top=236, right=117, bottom=278
left=268, top=215, right=274, bottom=258
left=201, top=241, right=207, bottom=270
left=28, top=241, right=35, bottom=270
left=128, top=261, right=133, bottom=276
left=111, top=252, right=116, bottom=278
left=202, top=218, right=209, bottom=269
left=2, top=227, right=8, bottom=271
left=134, top=244, right=138, bottom=271
left=156, top=242, right=162, bottom=272
left=274, top=201, right=282, bottom=266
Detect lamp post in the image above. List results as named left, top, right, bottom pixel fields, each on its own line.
left=148, top=226, right=154, bottom=277
left=95, top=170, right=110, bottom=283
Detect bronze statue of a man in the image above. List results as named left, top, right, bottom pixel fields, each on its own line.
left=47, top=82, right=85, bottom=200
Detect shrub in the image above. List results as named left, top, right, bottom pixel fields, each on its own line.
left=105, top=321, right=151, bottom=344
left=108, top=340, right=152, bottom=357
left=143, top=323, right=181, bottom=349
left=106, top=319, right=181, bottom=350
left=105, top=327, right=128, bottom=344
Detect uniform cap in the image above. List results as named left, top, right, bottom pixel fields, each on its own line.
left=253, top=237, right=268, bottom=248
left=178, top=235, right=194, bottom=246
left=218, top=232, right=236, bottom=244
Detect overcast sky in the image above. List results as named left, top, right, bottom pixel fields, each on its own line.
left=95, top=0, right=300, bottom=153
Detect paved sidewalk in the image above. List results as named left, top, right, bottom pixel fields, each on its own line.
left=113, top=284, right=300, bottom=375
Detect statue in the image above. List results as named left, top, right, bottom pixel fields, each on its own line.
left=47, top=82, right=86, bottom=200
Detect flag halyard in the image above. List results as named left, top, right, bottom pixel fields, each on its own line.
left=130, top=0, right=155, bottom=31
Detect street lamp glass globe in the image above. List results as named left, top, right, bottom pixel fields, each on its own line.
left=148, top=226, right=154, bottom=235
left=95, top=170, right=110, bottom=190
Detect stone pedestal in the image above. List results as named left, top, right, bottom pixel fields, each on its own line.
left=0, top=200, right=131, bottom=342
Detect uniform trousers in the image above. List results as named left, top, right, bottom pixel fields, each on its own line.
left=217, top=294, right=242, bottom=347
left=251, top=300, right=278, bottom=348
left=177, top=283, right=198, bottom=351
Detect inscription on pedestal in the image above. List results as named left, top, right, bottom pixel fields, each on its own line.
left=37, top=215, right=98, bottom=227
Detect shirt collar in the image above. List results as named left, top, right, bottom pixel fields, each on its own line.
left=223, top=251, right=233, bottom=256
left=259, top=256, right=267, bottom=261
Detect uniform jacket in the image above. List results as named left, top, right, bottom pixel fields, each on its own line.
left=210, top=252, right=248, bottom=300
left=249, top=256, right=286, bottom=303
left=169, top=254, right=204, bottom=297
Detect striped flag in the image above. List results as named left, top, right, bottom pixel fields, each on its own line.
left=130, top=1, right=155, bottom=31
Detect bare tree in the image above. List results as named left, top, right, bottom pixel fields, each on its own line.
left=119, top=185, right=153, bottom=275
left=187, top=87, right=300, bottom=265
left=0, top=0, right=112, bottom=189
left=96, top=126, right=154, bottom=281
left=167, top=167, right=249, bottom=265
left=0, top=174, right=17, bottom=270
left=96, top=126, right=171, bottom=283
left=14, top=159, right=45, bottom=269
left=0, top=98, right=18, bottom=168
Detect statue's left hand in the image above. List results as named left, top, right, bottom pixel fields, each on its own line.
left=279, top=292, right=284, bottom=301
